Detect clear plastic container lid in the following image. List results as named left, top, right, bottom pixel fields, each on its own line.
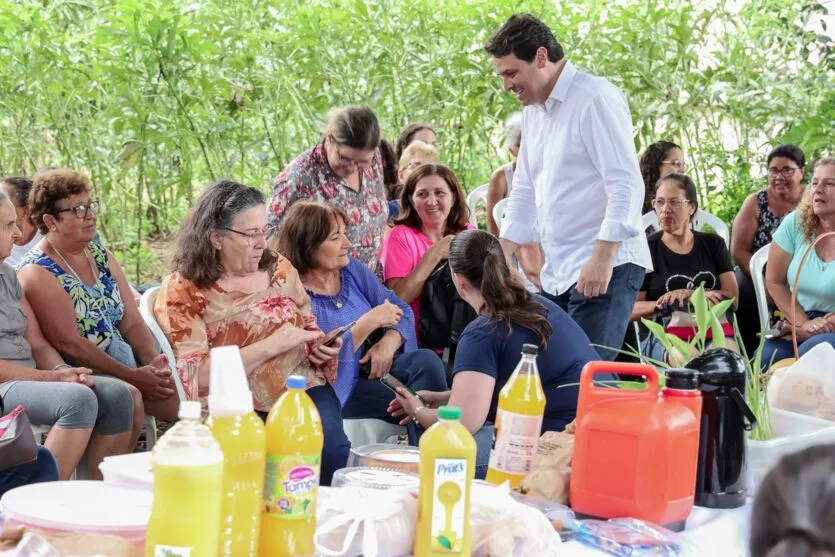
left=332, top=467, right=419, bottom=490
left=348, top=444, right=420, bottom=474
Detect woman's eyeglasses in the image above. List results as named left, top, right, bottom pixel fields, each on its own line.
left=767, top=166, right=799, bottom=178
left=221, top=226, right=272, bottom=246
left=662, top=160, right=687, bottom=172
left=54, top=199, right=100, bottom=219
left=651, top=198, right=690, bottom=209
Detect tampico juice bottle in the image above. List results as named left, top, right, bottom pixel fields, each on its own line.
left=207, top=346, right=267, bottom=557
left=485, top=343, right=546, bottom=488
left=258, top=375, right=323, bottom=557
left=145, top=400, right=224, bottom=557
left=415, top=406, right=476, bottom=557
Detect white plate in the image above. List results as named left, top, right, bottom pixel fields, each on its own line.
left=1, top=481, right=151, bottom=532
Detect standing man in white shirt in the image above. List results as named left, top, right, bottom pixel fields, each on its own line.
left=485, top=14, right=652, bottom=360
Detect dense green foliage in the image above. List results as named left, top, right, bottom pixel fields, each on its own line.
left=0, top=0, right=832, bottom=281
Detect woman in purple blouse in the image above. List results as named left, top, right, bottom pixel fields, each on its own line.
left=277, top=201, right=447, bottom=424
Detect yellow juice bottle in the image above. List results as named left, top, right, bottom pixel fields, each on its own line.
left=485, top=343, right=546, bottom=488
left=415, top=406, right=476, bottom=557
left=258, top=375, right=323, bottom=557
left=145, top=400, right=224, bottom=557
left=207, top=346, right=267, bottom=557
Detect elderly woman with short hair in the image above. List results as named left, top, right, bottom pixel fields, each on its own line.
left=17, top=168, right=173, bottom=431
left=277, top=201, right=447, bottom=426
left=0, top=188, right=134, bottom=480
left=155, top=181, right=348, bottom=485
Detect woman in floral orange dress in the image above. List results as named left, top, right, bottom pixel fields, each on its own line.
left=155, top=180, right=347, bottom=484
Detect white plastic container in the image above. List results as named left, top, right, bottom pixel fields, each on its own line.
left=0, top=481, right=151, bottom=545
left=99, top=451, right=153, bottom=490
left=748, top=408, right=835, bottom=489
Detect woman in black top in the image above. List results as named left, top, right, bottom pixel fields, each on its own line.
left=632, top=174, right=738, bottom=365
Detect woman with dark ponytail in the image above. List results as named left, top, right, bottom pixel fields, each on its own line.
left=388, top=229, right=597, bottom=477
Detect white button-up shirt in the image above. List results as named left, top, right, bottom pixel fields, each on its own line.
left=500, top=60, right=652, bottom=296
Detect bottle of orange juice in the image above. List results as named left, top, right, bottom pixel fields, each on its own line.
left=485, top=344, right=546, bottom=488
left=145, top=400, right=224, bottom=557
left=415, top=406, right=476, bottom=557
left=258, top=375, right=323, bottom=557
left=207, top=346, right=266, bottom=557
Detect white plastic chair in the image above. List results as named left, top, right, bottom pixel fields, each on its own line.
left=139, top=287, right=187, bottom=401
left=492, top=197, right=509, bottom=230
left=466, top=184, right=488, bottom=227
left=642, top=209, right=730, bottom=247
left=750, top=243, right=772, bottom=336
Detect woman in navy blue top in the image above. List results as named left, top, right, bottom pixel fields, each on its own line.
left=389, top=229, right=596, bottom=476
left=277, top=201, right=447, bottom=423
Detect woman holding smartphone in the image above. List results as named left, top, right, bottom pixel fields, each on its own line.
left=277, top=201, right=447, bottom=426
left=388, top=229, right=597, bottom=478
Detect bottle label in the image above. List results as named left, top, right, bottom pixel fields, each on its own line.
left=488, top=409, right=543, bottom=475
left=430, top=457, right=467, bottom=553
left=263, top=453, right=320, bottom=519
left=154, top=546, right=191, bottom=557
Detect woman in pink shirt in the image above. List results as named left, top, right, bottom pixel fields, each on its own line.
left=383, top=164, right=471, bottom=335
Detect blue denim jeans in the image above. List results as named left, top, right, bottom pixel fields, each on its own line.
left=342, top=349, right=448, bottom=422
left=544, top=263, right=645, bottom=361
left=257, top=384, right=350, bottom=487
left=762, top=311, right=835, bottom=367
left=0, top=446, right=59, bottom=497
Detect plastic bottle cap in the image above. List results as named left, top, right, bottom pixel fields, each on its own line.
left=438, top=406, right=461, bottom=420
left=178, top=400, right=202, bottom=420
left=208, top=346, right=254, bottom=417
left=287, top=375, right=307, bottom=390
left=522, top=343, right=538, bottom=356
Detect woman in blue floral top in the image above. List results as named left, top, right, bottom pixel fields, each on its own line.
left=17, top=169, right=179, bottom=427
left=267, top=105, right=388, bottom=277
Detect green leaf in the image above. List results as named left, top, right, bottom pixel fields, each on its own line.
left=709, top=298, right=735, bottom=319
left=640, top=318, right=678, bottom=358
left=709, top=312, right=726, bottom=349
left=436, top=536, right=452, bottom=550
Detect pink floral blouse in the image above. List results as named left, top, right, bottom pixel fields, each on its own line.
left=267, top=141, right=388, bottom=277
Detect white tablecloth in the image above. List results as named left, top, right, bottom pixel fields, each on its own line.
left=562, top=503, right=751, bottom=556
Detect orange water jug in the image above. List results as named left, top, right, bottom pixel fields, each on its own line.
left=570, top=362, right=702, bottom=528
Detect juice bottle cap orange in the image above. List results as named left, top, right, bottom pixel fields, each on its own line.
left=438, top=406, right=461, bottom=420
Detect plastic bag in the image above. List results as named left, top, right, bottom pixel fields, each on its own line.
left=767, top=342, right=835, bottom=421
left=575, top=518, right=684, bottom=556
left=509, top=490, right=577, bottom=532
left=314, top=486, right=416, bottom=557
left=518, top=430, right=574, bottom=505
left=470, top=482, right=562, bottom=556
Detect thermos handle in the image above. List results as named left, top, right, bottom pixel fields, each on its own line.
left=730, top=387, right=758, bottom=432
left=579, top=362, right=659, bottom=405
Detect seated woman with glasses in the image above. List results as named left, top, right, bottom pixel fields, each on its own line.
left=639, top=140, right=687, bottom=216
left=17, top=169, right=177, bottom=432
left=632, top=174, right=738, bottom=366
left=763, top=158, right=835, bottom=365
left=732, top=144, right=806, bottom=353
left=268, top=105, right=388, bottom=277
left=156, top=181, right=347, bottom=485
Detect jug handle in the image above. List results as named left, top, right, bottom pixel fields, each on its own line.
left=579, top=362, right=659, bottom=406
left=730, top=387, right=758, bottom=432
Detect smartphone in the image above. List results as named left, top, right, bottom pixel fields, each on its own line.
left=380, top=373, right=426, bottom=405
left=322, top=321, right=356, bottom=347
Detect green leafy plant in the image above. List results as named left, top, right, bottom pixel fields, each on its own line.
left=608, top=284, right=776, bottom=439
